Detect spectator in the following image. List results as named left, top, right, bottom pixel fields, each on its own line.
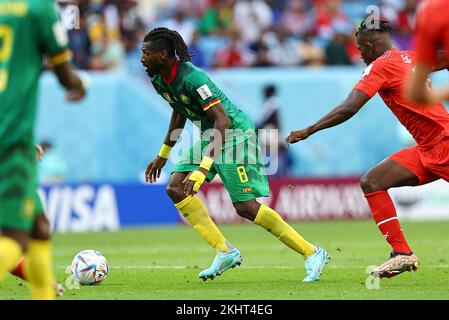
left=68, top=14, right=91, bottom=69
left=198, top=0, right=234, bottom=36
left=313, top=0, right=349, bottom=41
left=90, top=30, right=125, bottom=70
left=281, top=0, right=310, bottom=37
left=393, top=0, right=418, bottom=50
left=248, top=34, right=274, bottom=67
left=324, top=21, right=354, bottom=65
left=213, top=31, right=249, bottom=68
left=265, top=25, right=302, bottom=66
left=233, top=0, right=274, bottom=43
left=160, top=9, right=196, bottom=46
left=297, top=31, right=326, bottom=66
left=190, top=31, right=207, bottom=68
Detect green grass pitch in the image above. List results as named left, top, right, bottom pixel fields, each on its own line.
left=2, top=219, right=449, bottom=300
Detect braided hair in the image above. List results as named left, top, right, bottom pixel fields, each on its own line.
left=355, top=18, right=393, bottom=37
left=143, top=27, right=191, bottom=62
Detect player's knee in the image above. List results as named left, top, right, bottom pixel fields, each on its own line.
left=166, top=183, right=184, bottom=202
left=233, top=203, right=257, bottom=222
left=31, top=214, right=50, bottom=241
left=360, top=173, right=380, bottom=194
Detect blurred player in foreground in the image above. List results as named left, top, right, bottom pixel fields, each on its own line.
left=9, top=144, right=63, bottom=296
left=143, top=27, right=329, bottom=282
left=407, top=0, right=449, bottom=104
left=0, top=0, right=85, bottom=299
left=286, top=19, right=449, bottom=279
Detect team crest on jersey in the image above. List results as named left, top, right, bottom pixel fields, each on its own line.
left=181, top=94, right=191, bottom=104
left=242, top=187, right=253, bottom=193
left=163, top=93, right=174, bottom=103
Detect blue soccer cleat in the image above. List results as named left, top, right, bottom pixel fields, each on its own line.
left=303, top=247, right=330, bottom=282
left=199, top=248, right=243, bottom=281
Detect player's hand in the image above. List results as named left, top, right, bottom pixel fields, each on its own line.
left=35, top=144, right=44, bottom=161
left=285, top=128, right=312, bottom=144
left=183, top=168, right=208, bottom=196
left=145, top=156, right=167, bottom=183
left=66, top=85, right=86, bottom=102
left=66, top=71, right=89, bottom=102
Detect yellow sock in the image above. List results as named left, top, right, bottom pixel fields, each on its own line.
left=254, top=204, right=315, bottom=257
left=25, top=240, right=55, bottom=300
left=175, top=195, right=230, bottom=252
left=0, top=236, right=23, bottom=281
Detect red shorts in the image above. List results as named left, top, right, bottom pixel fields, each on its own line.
left=389, top=137, right=449, bottom=185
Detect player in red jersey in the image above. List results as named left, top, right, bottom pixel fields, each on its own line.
left=407, top=0, right=449, bottom=104
left=286, top=19, right=449, bottom=278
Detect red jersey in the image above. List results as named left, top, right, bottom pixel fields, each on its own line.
left=414, top=0, right=449, bottom=66
left=354, top=48, right=449, bottom=150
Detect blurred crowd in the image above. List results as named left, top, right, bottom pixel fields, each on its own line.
left=58, top=0, right=421, bottom=71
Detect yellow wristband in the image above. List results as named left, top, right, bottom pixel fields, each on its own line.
left=158, top=144, right=172, bottom=159
left=199, top=156, right=214, bottom=171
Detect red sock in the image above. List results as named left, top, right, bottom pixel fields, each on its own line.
left=10, top=256, right=27, bottom=281
left=364, top=191, right=412, bottom=254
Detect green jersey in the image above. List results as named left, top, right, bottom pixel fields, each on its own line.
left=151, top=60, right=255, bottom=133
left=0, top=0, right=71, bottom=149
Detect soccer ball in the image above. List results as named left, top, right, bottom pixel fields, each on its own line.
left=71, top=250, right=109, bottom=285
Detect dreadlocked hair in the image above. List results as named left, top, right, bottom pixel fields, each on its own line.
left=355, top=18, right=393, bottom=37
left=144, top=27, right=191, bottom=62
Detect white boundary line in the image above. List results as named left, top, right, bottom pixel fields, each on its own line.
left=56, top=264, right=449, bottom=270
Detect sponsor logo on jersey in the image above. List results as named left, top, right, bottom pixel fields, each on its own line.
left=197, top=84, right=212, bottom=100
left=242, top=187, right=253, bottom=193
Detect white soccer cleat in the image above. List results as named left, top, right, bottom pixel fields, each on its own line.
left=371, top=253, right=419, bottom=278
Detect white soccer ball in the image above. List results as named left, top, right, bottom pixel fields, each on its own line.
left=71, top=250, right=109, bottom=285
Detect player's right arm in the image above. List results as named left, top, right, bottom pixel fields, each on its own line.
left=52, top=62, right=86, bottom=101
left=145, top=109, right=187, bottom=183
left=287, top=60, right=386, bottom=144
left=36, top=0, right=85, bottom=101
left=286, top=89, right=370, bottom=144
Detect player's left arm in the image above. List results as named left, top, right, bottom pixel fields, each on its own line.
left=407, top=6, right=445, bottom=104
left=286, top=89, right=370, bottom=144
left=183, top=103, right=230, bottom=196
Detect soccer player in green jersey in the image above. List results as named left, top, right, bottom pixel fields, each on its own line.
left=143, top=28, right=329, bottom=282
left=0, top=0, right=86, bottom=299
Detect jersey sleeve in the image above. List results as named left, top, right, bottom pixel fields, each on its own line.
left=184, top=72, right=222, bottom=112
left=35, top=0, right=71, bottom=66
left=413, top=2, right=439, bottom=67
left=353, top=61, right=387, bottom=98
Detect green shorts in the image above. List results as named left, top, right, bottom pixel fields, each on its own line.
left=173, top=131, right=270, bottom=202
left=0, top=142, right=43, bottom=232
